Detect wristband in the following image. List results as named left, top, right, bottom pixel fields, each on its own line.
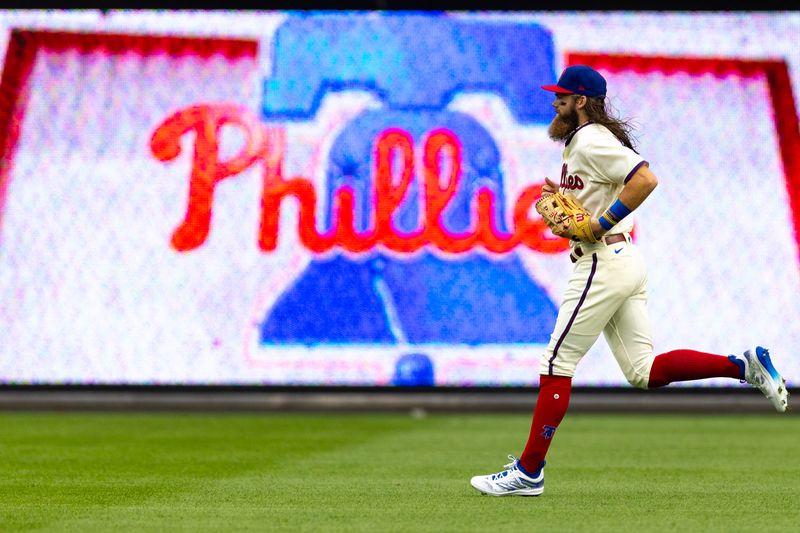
left=598, top=214, right=615, bottom=231
left=599, top=199, right=632, bottom=230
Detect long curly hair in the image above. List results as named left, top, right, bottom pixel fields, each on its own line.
left=584, top=96, right=638, bottom=152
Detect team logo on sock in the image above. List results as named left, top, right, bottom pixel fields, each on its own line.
left=541, top=425, right=557, bottom=439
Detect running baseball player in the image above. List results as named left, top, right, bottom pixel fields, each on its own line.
left=470, top=65, right=790, bottom=497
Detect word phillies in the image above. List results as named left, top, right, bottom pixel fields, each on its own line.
left=560, top=163, right=585, bottom=190
left=149, top=104, right=569, bottom=255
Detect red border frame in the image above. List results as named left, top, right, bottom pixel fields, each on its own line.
left=568, top=53, right=800, bottom=260
left=0, top=31, right=798, bottom=260
left=0, top=29, right=258, bottom=236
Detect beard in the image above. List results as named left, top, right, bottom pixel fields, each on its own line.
left=548, top=108, right=580, bottom=142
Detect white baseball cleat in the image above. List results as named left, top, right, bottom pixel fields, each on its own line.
left=470, top=455, right=544, bottom=496
left=741, top=347, right=789, bottom=413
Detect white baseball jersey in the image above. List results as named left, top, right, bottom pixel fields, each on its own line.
left=559, top=122, right=647, bottom=237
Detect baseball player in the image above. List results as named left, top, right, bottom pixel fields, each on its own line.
left=470, top=65, right=790, bottom=497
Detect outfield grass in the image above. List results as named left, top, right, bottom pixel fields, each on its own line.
left=0, top=411, right=797, bottom=532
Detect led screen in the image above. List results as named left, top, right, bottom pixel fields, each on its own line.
left=1, top=11, right=798, bottom=386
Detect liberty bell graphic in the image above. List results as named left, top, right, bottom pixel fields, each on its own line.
left=258, top=14, right=560, bottom=383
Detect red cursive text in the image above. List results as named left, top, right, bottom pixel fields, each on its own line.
left=150, top=104, right=570, bottom=255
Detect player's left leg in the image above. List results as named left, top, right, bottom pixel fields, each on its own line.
left=603, top=283, right=789, bottom=412
left=650, top=347, right=789, bottom=412
left=648, top=349, right=742, bottom=387
left=603, top=286, right=744, bottom=389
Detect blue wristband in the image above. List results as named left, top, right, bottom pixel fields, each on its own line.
left=607, top=199, right=632, bottom=222
left=598, top=215, right=615, bottom=231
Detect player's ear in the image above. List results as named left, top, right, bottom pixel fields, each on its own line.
left=574, top=95, right=587, bottom=110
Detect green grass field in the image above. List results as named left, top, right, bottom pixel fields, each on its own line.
left=1, top=411, right=797, bottom=532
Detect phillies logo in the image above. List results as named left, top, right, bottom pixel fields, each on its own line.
left=149, top=15, right=566, bottom=349
left=541, top=425, right=557, bottom=439
left=149, top=16, right=570, bottom=257
left=150, top=105, right=572, bottom=255
left=560, top=163, right=584, bottom=190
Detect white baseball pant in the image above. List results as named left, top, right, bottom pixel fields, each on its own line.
left=539, top=234, right=655, bottom=388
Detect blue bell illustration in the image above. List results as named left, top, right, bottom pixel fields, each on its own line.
left=259, top=13, right=559, bottom=350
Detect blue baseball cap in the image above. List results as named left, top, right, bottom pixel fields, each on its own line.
left=541, top=65, right=607, bottom=97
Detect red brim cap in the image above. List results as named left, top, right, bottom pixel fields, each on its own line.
left=541, top=84, right=574, bottom=94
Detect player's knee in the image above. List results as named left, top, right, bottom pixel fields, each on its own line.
left=625, top=367, right=651, bottom=389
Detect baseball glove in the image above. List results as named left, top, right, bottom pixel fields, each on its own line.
left=535, top=192, right=598, bottom=243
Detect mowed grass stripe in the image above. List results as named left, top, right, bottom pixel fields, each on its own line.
left=0, top=413, right=797, bottom=532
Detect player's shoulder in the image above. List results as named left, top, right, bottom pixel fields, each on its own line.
left=575, top=123, right=641, bottom=157
left=577, top=123, right=619, bottom=146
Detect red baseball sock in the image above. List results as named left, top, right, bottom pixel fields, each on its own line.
left=519, top=375, right=572, bottom=475
left=648, top=349, right=743, bottom=388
